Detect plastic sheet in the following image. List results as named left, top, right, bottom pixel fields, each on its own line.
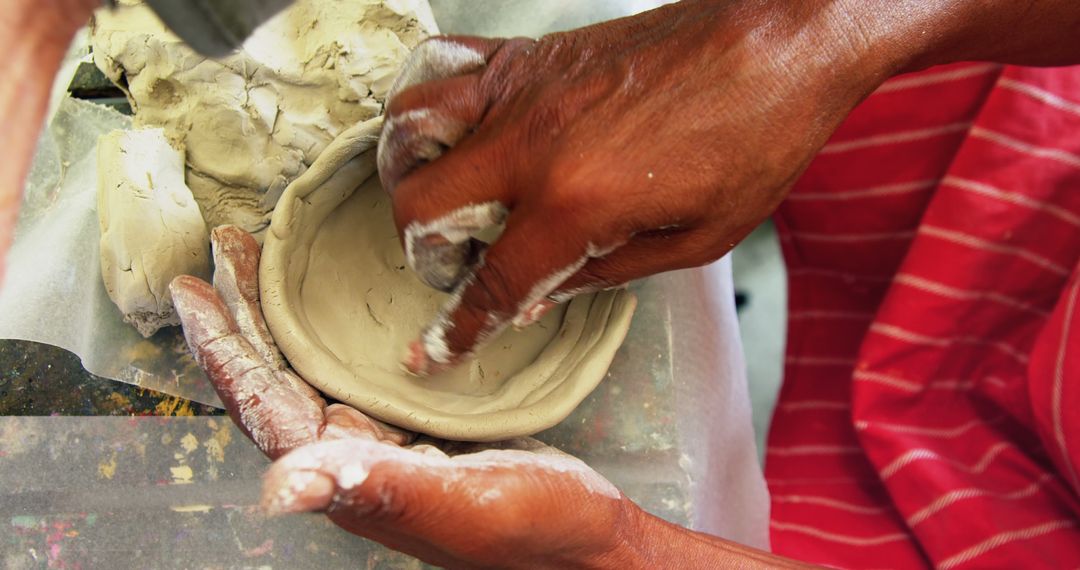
left=0, top=96, right=216, bottom=404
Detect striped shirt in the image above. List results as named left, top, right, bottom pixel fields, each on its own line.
left=767, top=63, right=1080, bottom=568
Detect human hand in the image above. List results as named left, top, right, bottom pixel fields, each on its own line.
left=169, top=225, right=640, bottom=569
left=377, top=0, right=904, bottom=375
left=0, top=0, right=99, bottom=283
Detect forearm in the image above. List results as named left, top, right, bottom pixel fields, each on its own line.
left=601, top=503, right=815, bottom=569
left=0, top=0, right=96, bottom=279
left=844, top=0, right=1080, bottom=73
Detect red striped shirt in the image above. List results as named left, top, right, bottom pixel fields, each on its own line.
left=767, top=63, right=1080, bottom=568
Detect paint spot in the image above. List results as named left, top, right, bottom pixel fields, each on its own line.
left=98, top=452, right=118, bottom=480
left=243, top=539, right=274, bottom=558
left=108, top=392, right=131, bottom=409
left=154, top=395, right=195, bottom=416
left=171, top=504, right=214, bottom=513
left=10, top=516, right=39, bottom=529
left=170, top=465, right=194, bottom=484
left=204, top=422, right=232, bottom=463
left=124, top=339, right=163, bottom=361
left=180, top=433, right=198, bottom=454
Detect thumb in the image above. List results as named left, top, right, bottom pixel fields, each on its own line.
left=262, top=439, right=624, bottom=567
left=261, top=437, right=619, bottom=523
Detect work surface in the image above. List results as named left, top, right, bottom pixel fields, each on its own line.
left=1, top=266, right=766, bottom=566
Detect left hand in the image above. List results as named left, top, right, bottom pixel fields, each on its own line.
left=170, top=226, right=639, bottom=569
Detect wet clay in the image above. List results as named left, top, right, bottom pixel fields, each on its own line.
left=260, top=117, right=636, bottom=441
left=97, top=128, right=211, bottom=337
left=91, top=0, right=435, bottom=236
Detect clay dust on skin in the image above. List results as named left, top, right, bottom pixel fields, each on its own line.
left=261, top=438, right=620, bottom=515
left=409, top=256, right=583, bottom=373
left=401, top=201, right=508, bottom=286
left=399, top=201, right=507, bottom=374
left=512, top=240, right=623, bottom=327
left=383, top=39, right=487, bottom=102
left=377, top=38, right=487, bottom=187
left=210, top=231, right=284, bottom=369
left=173, top=285, right=319, bottom=454
left=510, top=256, right=588, bottom=329
left=408, top=237, right=625, bottom=371
left=403, top=263, right=479, bottom=374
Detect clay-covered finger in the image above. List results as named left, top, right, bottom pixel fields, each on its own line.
left=385, top=124, right=515, bottom=291
left=209, top=225, right=286, bottom=370
left=403, top=214, right=591, bottom=375
left=171, top=275, right=326, bottom=458
left=378, top=74, right=489, bottom=192
left=510, top=228, right=722, bottom=328
left=378, top=73, right=510, bottom=292
left=384, top=36, right=503, bottom=103
left=568, top=226, right=730, bottom=296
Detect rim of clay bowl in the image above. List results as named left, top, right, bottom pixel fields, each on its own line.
left=260, top=116, right=637, bottom=441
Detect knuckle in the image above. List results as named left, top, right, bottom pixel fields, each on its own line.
left=477, top=37, right=534, bottom=100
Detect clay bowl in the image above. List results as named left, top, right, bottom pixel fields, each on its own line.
left=260, top=117, right=636, bottom=441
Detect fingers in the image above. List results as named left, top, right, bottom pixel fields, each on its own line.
left=384, top=36, right=503, bottom=102
left=171, top=276, right=326, bottom=458
left=261, top=438, right=625, bottom=567
left=378, top=74, right=489, bottom=192
left=210, top=225, right=286, bottom=370
left=505, top=227, right=726, bottom=329
left=378, top=36, right=525, bottom=292
left=399, top=198, right=509, bottom=292
left=378, top=36, right=504, bottom=191
left=175, top=227, right=417, bottom=455
left=404, top=213, right=590, bottom=375
left=208, top=225, right=324, bottom=404
left=556, top=226, right=723, bottom=298
left=261, top=438, right=427, bottom=516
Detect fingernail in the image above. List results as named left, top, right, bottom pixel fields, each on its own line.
left=512, top=299, right=558, bottom=329
left=261, top=469, right=336, bottom=516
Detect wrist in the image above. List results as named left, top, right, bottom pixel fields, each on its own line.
left=585, top=499, right=659, bottom=569
left=596, top=499, right=814, bottom=569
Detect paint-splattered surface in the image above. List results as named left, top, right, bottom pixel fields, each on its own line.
left=0, top=340, right=220, bottom=416
left=0, top=417, right=431, bottom=569
left=0, top=274, right=750, bottom=566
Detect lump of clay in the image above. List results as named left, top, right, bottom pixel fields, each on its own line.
left=97, top=128, right=211, bottom=337
left=260, top=117, right=637, bottom=441
left=91, top=0, right=436, bottom=236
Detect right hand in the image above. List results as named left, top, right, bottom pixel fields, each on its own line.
left=377, top=0, right=901, bottom=375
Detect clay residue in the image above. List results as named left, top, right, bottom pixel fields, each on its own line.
left=91, top=0, right=436, bottom=236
